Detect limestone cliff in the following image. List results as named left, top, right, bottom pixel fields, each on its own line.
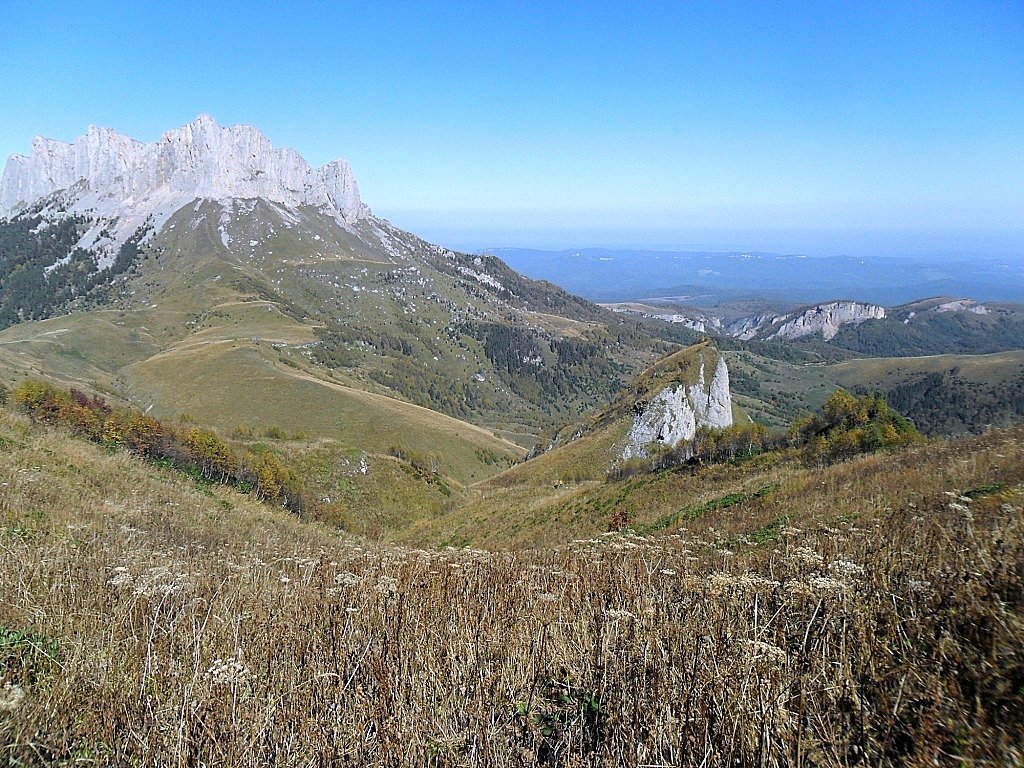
left=0, top=115, right=369, bottom=265
left=768, top=301, right=885, bottom=341
left=622, top=354, right=733, bottom=460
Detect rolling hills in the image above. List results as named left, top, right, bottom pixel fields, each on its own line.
left=1, top=115, right=1021, bottom=532
left=1, top=115, right=1023, bottom=765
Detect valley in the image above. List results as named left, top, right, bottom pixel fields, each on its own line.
left=0, top=115, right=1022, bottom=765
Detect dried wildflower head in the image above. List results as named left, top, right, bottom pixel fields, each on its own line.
left=334, top=571, right=360, bottom=587
left=742, top=640, right=787, bottom=664
left=828, top=560, right=865, bottom=579
left=205, top=656, right=249, bottom=686
left=809, top=576, right=846, bottom=592
left=604, top=608, right=637, bottom=621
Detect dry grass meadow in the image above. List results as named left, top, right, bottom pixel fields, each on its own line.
left=2, top=406, right=1023, bottom=766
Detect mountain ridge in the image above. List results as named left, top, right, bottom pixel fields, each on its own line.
left=0, top=115, right=367, bottom=266
left=0, top=117, right=698, bottom=487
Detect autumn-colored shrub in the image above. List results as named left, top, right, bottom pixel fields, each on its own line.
left=790, top=389, right=921, bottom=464
left=182, top=427, right=237, bottom=482
left=13, top=380, right=69, bottom=422
left=14, top=380, right=310, bottom=514
left=239, top=449, right=307, bottom=514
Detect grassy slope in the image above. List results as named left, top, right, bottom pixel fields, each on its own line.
left=0, top=199, right=693, bottom=484
left=1, top=407, right=1022, bottom=764
left=0, top=204, right=524, bottom=485
left=824, top=348, right=1024, bottom=390
left=399, top=347, right=1024, bottom=550
left=721, top=348, right=839, bottom=427
left=829, top=301, right=1024, bottom=356
left=400, top=343, right=961, bottom=549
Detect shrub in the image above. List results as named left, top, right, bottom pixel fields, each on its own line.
left=13, top=379, right=312, bottom=515
left=13, top=380, right=68, bottom=421
left=791, top=389, right=921, bottom=465
left=182, top=428, right=237, bottom=482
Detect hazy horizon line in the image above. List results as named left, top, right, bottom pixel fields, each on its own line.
left=379, top=217, right=1024, bottom=261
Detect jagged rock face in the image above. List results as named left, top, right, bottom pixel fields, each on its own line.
left=622, top=356, right=733, bottom=460
left=767, top=301, right=885, bottom=341
left=0, top=115, right=369, bottom=263
left=726, top=313, right=784, bottom=341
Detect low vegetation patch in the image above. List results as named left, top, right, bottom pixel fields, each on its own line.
left=1, top=626, right=60, bottom=686
left=789, top=389, right=922, bottom=464
left=13, top=380, right=311, bottom=514
left=631, top=483, right=779, bottom=535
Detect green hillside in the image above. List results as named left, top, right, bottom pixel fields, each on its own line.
left=829, top=300, right=1024, bottom=356
left=0, top=200, right=698, bottom=485
left=825, top=350, right=1024, bottom=434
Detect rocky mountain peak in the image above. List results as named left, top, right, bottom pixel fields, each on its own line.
left=0, top=116, right=370, bottom=257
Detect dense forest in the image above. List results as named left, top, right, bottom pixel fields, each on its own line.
left=465, top=322, right=626, bottom=408
left=871, top=368, right=1024, bottom=435
left=0, top=213, right=150, bottom=329
left=830, top=311, right=1024, bottom=356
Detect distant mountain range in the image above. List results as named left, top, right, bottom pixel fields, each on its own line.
left=487, top=247, right=1024, bottom=305
left=602, top=296, right=1024, bottom=357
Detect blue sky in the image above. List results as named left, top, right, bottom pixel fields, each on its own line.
left=2, top=1, right=1022, bottom=254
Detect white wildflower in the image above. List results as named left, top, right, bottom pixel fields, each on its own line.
left=829, top=560, right=865, bottom=579
left=205, top=655, right=248, bottom=685
left=107, top=566, right=134, bottom=588
left=604, top=608, right=636, bottom=621
left=743, top=640, right=787, bottom=663
left=791, top=547, right=824, bottom=567
left=132, top=566, right=188, bottom=597
left=809, top=576, right=846, bottom=592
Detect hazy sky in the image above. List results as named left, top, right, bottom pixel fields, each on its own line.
left=2, top=1, right=1022, bottom=254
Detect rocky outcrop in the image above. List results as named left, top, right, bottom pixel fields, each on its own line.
left=726, top=313, right=783, bottom=340
left=932, top=299, right=989, bottom=315
left=622, top=356, right=732, bottom=460
left=602, top=303, right=724, bottom=333
left=767, top=301, right=885, bottom=341
left=0, top=115, right=369, bottom=263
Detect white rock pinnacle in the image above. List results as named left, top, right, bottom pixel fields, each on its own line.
left=622, top=353, right=734, bottom=460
